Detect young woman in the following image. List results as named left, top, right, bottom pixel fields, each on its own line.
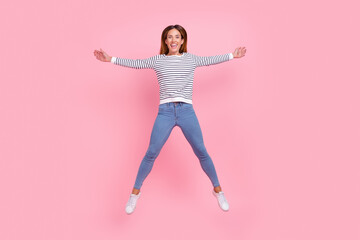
left=93, top=24, right=246, bottom=214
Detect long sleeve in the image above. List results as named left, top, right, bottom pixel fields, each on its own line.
left=110, top=55, right=159, bottom=69
left=191, top=52, right=233, bottom=67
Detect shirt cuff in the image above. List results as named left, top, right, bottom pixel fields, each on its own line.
left=111, top=56, right=116, bottom=63
left=229, top=53, right=234, bottom=59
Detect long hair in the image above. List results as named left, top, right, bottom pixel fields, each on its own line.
left=159, top=24, right=188, bottom=55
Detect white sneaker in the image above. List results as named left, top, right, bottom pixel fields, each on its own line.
left=125, top=192, right=141, bottom=214
left=212, top=190, right=229, bottom=211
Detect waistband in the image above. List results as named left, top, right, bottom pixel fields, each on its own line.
left=160, top=101, right=190, bottom=107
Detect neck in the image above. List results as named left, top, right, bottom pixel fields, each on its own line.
left=166, top=52, right=182, bottom=56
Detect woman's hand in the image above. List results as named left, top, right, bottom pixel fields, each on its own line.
left=93, top=48, right=112, bottom=62
left=233, top=47, right=247, bottom=58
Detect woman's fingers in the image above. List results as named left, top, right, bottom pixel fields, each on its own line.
left=100, top=48, right=107, bottom=56
left=93, top=49, right=107, bottom=61
left=233, top=46, right=246, bottom=58
left=95, top=51, right=101, bottom=59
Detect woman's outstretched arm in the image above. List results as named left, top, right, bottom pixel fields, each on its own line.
left=190, top=52, right=233, bottom=67
left=93, top=48, right=157, bottom=69
left=191, top=46, right=247, bottom=67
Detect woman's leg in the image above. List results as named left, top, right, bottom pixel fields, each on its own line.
left=178, top=104, right=221, bottom=191
left=132, top=107, right=175, bottom=193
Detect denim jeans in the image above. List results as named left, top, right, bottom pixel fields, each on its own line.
left=133, top=101, right=220, bottom=190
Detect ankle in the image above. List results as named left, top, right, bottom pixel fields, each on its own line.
left=214, top=186, right=222, bottom=193
left=132, top=188, right=140, bottom=195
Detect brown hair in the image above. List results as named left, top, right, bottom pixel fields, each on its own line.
left=159, top=24, right=188, bottom=55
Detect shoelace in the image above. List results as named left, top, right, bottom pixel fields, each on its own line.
left=128, top=195, right=138, bottom=207
left=216, top=192, right=227, bottom=205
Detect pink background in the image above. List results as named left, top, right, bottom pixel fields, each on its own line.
left=1, top=0, right=359, bottom=239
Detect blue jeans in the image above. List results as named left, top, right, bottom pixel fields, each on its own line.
left=133, top=101, right=220, bottom=190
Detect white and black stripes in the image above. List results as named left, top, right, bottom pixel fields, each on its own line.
left=111, top=52, right=233, bottom=104
left=112, top=54, right=161, bottom=69
left=191, top=53, right=232, bottom=67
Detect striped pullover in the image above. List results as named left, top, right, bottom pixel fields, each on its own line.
left=111, top=52, right=234, bottom=104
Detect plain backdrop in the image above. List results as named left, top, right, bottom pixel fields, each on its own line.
left=1, top=0, right=359, bottom=239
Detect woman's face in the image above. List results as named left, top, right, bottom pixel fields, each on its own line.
left=165, top=28, right=184, bottom=55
